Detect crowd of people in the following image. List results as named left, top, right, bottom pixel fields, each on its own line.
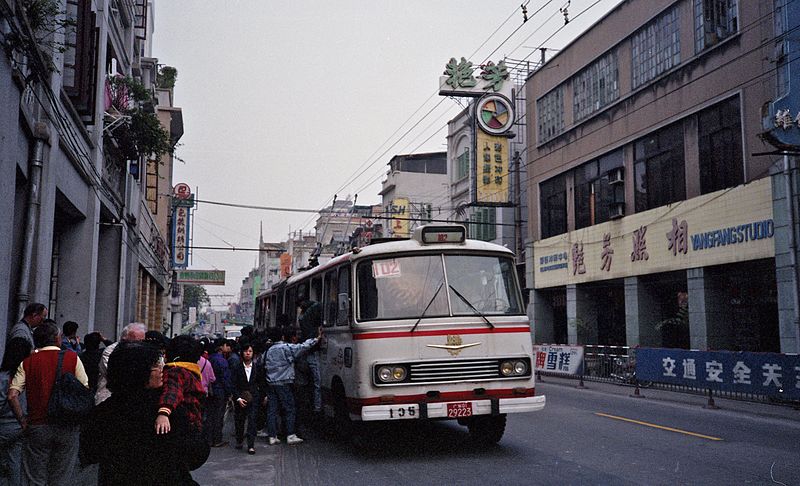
left=0, top=298, right=324, bottom=486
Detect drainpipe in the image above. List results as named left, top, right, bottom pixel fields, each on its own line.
left=16, top=122, right=49, bottom=319
left=784, top=153, right=800, bottom=352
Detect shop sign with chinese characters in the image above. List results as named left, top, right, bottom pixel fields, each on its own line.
left=171, top=205, right=190, bottom=269
left=439, top=57, right=512, bottom=98
left=475, top=131, right=509, bottom=204
left=636, top=348, right=800, bottom=399
left=533, top=345, right=584, bottom=375
left=175, top=269, right=225, bottom=285
left=533, top=177, right=774, bottom=288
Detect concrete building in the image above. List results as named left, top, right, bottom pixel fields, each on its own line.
left=313, top=198, right=372, bottom=258
left=525, top=0, right=798, bottom=353
left=0, top=0, right=180, bottom=347
left=379, top=152, right=448, bottom=237
left=237, top=226, right=285, bottom=322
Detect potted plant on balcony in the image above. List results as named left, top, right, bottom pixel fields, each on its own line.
left=104, top=74, right=172, bottom=161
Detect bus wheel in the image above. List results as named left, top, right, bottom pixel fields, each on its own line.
left=333, top=384, right=352, bottom=439
left=467, top=414, right=507, bottom=444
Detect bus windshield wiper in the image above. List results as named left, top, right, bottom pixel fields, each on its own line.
left=410, top=281, right=444, bottom=333
left=448, top=285, right=495, bottom=329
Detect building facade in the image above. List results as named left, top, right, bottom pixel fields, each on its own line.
left=0, top=0, right=180, bottom=348
left=525, top=0, right=799, bottom=353
left=380, top=152, right=448, bottom=237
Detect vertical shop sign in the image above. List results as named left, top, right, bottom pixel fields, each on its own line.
left=475, top=131, right=509, bottom=204
left=172, top=205, right=190, bottom=268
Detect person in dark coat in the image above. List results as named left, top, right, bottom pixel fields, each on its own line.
left=232, top=341, right=263, bottom=453
left=80, top=342, right=209, bottom=485
left=205, top=338, right=233, bottom=447
left=80, top=332, right=109, bottom=392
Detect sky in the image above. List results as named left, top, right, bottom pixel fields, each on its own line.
left=151, top=0, right=623, bottom=306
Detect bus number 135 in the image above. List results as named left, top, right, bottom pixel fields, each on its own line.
left=388, top=406, right=417, bottom=419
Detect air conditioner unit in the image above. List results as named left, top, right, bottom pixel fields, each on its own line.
left=608, top=167, right=624, bottom=185
left=609, top=202, right=625, bottom=220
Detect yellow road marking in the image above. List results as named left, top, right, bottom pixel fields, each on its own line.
left=594, top=412, right=724, bottom=441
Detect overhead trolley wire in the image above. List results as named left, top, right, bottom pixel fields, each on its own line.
left=298, top=2, right=563, bottom=231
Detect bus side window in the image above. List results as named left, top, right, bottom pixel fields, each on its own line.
left=337, top=265, right=351, bottom=326
left=323, top=269, right=337, bottom=328
left=311, top=277, right=322, bottom=303
left=286, top=287, right=297, bottom=324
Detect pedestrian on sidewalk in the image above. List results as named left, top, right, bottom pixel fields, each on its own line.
left=8, top=321, right=89, bottom=486
left=8, top=303, right=47, bottom=351
left=95, top=322, right=146, bottom=404
left=0, top=337, right=32, bottom=486
left=264, top=326, right=320, bottom=445
left=206, top=338, right=232, bottom=447
left=232, top=341, right=262, bottom=454
left=80, top=332, right=111, bottom=393
left=60, top=321, right=83, bottom=353
left=80, top=341, right=209, bottom=485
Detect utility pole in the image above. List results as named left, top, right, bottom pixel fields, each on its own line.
left=513, top=150, right=523, bottom=257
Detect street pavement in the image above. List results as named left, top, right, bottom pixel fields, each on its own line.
left=190, top=378, right=800, bottom=485
left=193, top=408, right=279, bottom=485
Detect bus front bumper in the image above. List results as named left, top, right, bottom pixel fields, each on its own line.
left=361, top=395, right=546, bottom=421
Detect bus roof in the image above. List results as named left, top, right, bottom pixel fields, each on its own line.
left=258, top=236, right=515, bottom=297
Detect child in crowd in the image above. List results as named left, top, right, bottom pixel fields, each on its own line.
left=155, top=335, right=206, bottom=435
left=264, top=326, right=320, bottom=445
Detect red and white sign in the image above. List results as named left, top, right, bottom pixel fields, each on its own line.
left=446, top=401, right=473, bottom=418
left=173, top=183, right=191, bottom=200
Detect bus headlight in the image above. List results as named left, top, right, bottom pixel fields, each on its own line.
left=500, top=360, right=529, bottom=376
left=392, top=366, right=407, bottom=381
left=377, top=365, right=407, bottom=383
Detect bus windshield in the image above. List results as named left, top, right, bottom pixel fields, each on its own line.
left=357, top=254, right=522, bottom=321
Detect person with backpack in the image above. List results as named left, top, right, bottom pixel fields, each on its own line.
left=7, top=321, right=89, bottom=485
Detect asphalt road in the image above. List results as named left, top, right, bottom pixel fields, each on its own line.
left=194, top=378, right=800, bottom=486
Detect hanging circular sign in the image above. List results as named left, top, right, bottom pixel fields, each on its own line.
left=173, top=183, right=191, bottom=199
left=476, top=94, right=514, bottom=135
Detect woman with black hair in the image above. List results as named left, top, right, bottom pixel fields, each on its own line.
left=80, top=341, right=209, bottom=485
left=232, top=341, right=263, bottom=454
left=0, top=337, right=32, bottom=486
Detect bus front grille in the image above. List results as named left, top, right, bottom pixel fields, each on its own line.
left=409, top=359, right=501, bottom=382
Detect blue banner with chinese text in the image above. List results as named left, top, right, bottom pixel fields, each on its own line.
left=636, top=348, right=800, bottom=399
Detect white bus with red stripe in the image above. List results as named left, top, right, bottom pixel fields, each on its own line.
left=254, top=224, right=545, bottom=443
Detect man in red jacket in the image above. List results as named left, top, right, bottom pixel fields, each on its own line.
left=8, top=320, right=89, bottom=486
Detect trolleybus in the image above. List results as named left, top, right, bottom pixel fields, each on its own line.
left=254, top=224, right=545, bottom=443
